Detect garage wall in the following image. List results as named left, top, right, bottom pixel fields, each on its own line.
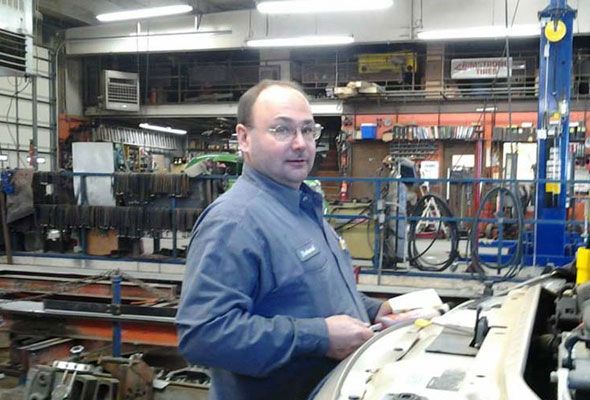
left=0, top=46, right=54, bottom=171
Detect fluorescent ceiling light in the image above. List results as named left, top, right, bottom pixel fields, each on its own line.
left=140, top=123, right=187, bottom=135
left=97, top=5, right=193, bottom=22
left=0, top=155, right=7, bottom=161
left=417, top=24, right=539, bottom=40
left=27, top=156, right=46, bottom=164
left=247, top=35, right=354, bottom=48
left=129, top=29, right=232, bottom=37
left=257, top=0, right=393, bottom=14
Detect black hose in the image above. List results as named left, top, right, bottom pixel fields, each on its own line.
left=407, top=193, right=459, bottom=272
left=331, top=203, right=372, bottom=233
left=470, top=187, right=524, bottom=278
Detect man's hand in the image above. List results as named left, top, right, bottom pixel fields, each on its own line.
left=374, top=301, right=393, bottom=324
left=325, top=315, right=374, bottom=360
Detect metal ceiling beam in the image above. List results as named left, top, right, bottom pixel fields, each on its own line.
left=38, top=0, right=98, bottom=25
left=84, top=100, right=344, bottom=118
left=40, top=0, right=254, bottom=27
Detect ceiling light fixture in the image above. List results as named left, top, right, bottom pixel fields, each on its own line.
left=129, top=29, right=232, bottom=37
left=417, top=24, right=539, bottom=40
left=256, top=0, right=393, bottom=14
left=140, top=123, right=187, bottom=135
left=246, top=35, right=354, bottom=48
left=97, top=5, right=193, bottom=22
left=26, top=156, right=46, bottom=164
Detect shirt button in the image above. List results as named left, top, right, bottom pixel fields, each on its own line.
left=302, top=195, right=309, bottom=202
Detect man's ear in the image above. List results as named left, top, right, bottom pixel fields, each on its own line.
left=236, top=124, right=250, bottom=154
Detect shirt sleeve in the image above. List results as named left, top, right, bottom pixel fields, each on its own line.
left=176, top=208, right=330, bottom=378
left=359, top=292, right=384, bottom=322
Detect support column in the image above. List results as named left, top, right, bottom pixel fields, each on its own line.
left=259, top=49, right=291, bottom=81
left=424, top=43, right=445, bottom=99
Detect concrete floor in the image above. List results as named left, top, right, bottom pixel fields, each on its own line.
left=0, top=381, right=23, bottom=400
left=356, top=237, right=542, bottom=299
left=0, top=338, right=23, bottom=400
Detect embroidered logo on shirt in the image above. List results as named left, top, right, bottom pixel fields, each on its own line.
left=297, top=242, right=319, bottom=262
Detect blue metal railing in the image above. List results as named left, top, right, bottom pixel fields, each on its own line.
left=6, top=171, right=590, bottom=280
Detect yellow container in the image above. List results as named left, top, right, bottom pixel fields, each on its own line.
left=576, top=247, right=590, bottom=285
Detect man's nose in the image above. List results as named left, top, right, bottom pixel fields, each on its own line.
left=291, top=129, right=308, bottom=149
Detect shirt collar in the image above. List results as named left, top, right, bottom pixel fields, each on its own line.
left=242, top=164, right=301, bottom=212
left=241, top=164, right=322, bottom=213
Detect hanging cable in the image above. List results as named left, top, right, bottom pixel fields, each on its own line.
left=407, top=193, right=459, bottom=272
left=470, top=186, right=525, bottom=280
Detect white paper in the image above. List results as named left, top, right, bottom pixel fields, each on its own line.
left=432, top=308, right=477, bottom=329
left=72, top=142, right=115, bottom=206
left=388, top=289, right=443, bottom=313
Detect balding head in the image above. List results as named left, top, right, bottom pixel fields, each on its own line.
left=237, top=80, right=308, bottom=128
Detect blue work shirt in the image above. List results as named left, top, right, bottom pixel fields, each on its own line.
left=176, top=164, right=382, bottom=400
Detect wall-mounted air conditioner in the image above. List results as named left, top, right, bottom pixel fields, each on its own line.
left=0, top=0, right=34, bottom=76
left=101, top=70, right=140, bottom=112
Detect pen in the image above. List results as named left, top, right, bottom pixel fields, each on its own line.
left=369, top=323, right=383, bottom=332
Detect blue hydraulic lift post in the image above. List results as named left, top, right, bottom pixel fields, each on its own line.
left=534, top=0, right=577, bottom=266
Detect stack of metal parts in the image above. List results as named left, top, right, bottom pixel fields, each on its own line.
left=93, top=125, right=183, bottom=151
left=24, top=356, right=209, bottom=400
left=113, top=173, right=190, bottom=202
left=389, top=140, right=437, bottom=160
left=36, top=205, right=201, bottom=236
left=25, top=355, right=154, bottom=400
left=33, top=172, right=76, bottom=205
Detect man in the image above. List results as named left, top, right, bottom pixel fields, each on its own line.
left=176, top=80, right=392, bottom=400
left=402, top=64, right=415, bottom=90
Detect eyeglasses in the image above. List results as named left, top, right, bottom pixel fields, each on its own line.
left=265, top=123, right=323, bottom=142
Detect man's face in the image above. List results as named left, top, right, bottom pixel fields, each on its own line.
left=237, top=85, right=316, bottom=189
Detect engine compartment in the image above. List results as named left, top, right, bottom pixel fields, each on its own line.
left=312, top=272, right=590, bottom=400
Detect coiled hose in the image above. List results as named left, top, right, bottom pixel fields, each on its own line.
left=470, top=186, right=524, bottom=279
left=407, top=193, right=459, bottom=272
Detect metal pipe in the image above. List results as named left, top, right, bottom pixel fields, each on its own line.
left=14, top=79, right=20, bottom=167
left=504, top=0, right=512, bottom=130
left=31, top=75, right=38, bottom=171
left=410, top=0, right=415, bottom=40
left=584, top=199, right=589, bottom=243
left=49, top=48, right=57, bottom=171
left=172, top=196, right=178, bottom=258
left=375, top=180, right=384, bottom=285
left=111, top=272, right=122, bottom=357
left=0, top=192, right=13, bottom=264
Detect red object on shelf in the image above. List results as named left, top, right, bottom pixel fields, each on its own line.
left=339, top=181, right=349, bottom=202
